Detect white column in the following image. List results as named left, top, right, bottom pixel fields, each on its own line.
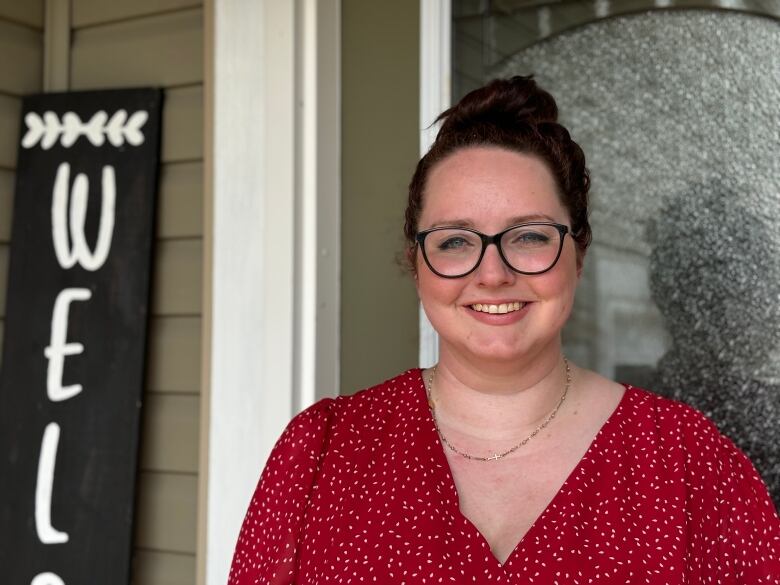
left=200, top=1, right=340, bottom=584
left=295, top=0, right=342, bottom=411
left=418, top=0, right=451, bottom=367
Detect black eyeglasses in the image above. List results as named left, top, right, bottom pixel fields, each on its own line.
left=415, top=222, right=569, bottom=278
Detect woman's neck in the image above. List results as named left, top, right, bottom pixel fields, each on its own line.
left=429, top=344, right=571, bottom=443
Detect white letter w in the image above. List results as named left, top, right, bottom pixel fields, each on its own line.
left=52, top=162, right=116, bottom=271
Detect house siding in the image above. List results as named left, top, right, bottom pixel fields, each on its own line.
left=0, top=2, right=43, bottom=378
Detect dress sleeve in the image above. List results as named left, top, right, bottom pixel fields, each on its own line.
left=715, top=432, right=780, bottom=584
left=227, top=398, right=334, bottom=585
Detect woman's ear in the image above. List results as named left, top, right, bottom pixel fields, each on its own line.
left=576, top=249, right=586, bottom=280
left=407, top=246, right=420, bottom=285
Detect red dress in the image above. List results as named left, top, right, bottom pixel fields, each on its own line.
left=228, top=369, right=780, bottom=584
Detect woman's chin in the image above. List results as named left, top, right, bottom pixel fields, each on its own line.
left=457, top=340, right=531, bottom=364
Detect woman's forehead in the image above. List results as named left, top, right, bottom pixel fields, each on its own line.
left=421, top=149, right=567, bottom=227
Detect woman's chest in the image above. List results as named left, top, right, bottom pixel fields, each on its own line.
left=441, top=415, right=619, bottom=563
left=296, top=449, right=695, bottom=584
left=448, top=453, right=569, bottom=564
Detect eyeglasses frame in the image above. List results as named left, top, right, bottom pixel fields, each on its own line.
left=415, top=221, right=570, bottom=279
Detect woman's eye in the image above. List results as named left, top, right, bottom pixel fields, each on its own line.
left=438, top=237, right=471, bottom=250
left=512, top=231, right=550, bottom=245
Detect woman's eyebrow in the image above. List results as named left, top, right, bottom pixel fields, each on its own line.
left=427, top=214, right=557, bottom=229
left=427, top=218, right=474, bottom=228
left=505, top=214, right=557, bottom=225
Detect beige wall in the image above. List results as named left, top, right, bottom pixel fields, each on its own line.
left=68, top=2, right=204, bottom=582
left=341, top=0, right=420, bottom=395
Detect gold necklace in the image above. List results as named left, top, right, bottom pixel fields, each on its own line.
left=425, top=358, right=571, bottom=462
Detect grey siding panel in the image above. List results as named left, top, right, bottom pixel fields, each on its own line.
left=157, top=162, right=203, bottom=239
left=134, top=472, right=198, bottom=554
left=73, top=0, right=201, bottom=28
left=0, top=0, right=43, bottom=28
left=150, top=239, right=202, bottom=316
left=0, top=169, right=12, bottom=242
left=0, top=20, right=43, bottom=95
left=161, top=86, right=203, bottom=163
left=132, top=550, right=196, bottom=585
left=70, top=8, right=203, bottom=89
left=139, top=393, right=199, bottom=473
left=0, top=11, right=24, bottom=374
left=0, top=94, right=20, bottom=169
left=146, top=316, right=201, bottom=394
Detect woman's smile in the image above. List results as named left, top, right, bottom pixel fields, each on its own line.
left=469, top=301, right=526, bottom=314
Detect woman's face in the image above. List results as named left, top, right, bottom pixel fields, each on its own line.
left=415, top=146, right=581, bottom=364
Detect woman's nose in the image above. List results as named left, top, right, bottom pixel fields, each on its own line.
left=474, top=243, right=515, bottom=286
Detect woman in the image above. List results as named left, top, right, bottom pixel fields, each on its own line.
left=228, top=77, right=780, bottom=584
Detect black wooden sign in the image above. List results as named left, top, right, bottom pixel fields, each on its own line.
left=0, top=89, right=162, bottom=584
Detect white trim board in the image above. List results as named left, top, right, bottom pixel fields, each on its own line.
left=294, top=0, right=342, bottom=411
left=200, top=1, right=340, bottom=584
left=418, top=0, right=451, bottom=367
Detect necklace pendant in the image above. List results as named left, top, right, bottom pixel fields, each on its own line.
left=487, top=453, right=501, bottom=461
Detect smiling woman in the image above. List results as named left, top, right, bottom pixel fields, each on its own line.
left=227, top=77, right=780, bottom=584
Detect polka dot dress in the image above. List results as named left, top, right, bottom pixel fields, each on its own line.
left=228, top=369, right=780, bottom=584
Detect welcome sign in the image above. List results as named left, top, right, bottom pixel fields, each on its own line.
left=0, top=89, right=162, bottom=584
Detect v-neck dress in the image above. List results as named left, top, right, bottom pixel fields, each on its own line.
left=228, top=369, right=780, bottom=584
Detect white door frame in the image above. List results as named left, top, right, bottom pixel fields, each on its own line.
left=418, top=0, right=451, bottom=367
left=199, top=1, right=340, bottom=584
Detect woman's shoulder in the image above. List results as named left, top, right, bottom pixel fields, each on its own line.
left=627, top=385, right=780, bottom=561
left=286, top=368, right=425, bottom=433
left=611, top=383, right=778, bottom=517
left=618, top=382, right=725, bottom=440
left=575, top=366, right=730, bottom=455
left=574, top=367, right=719, bottom=443
left=621, top=382, right=723, bottom=434
left=337, top=367, right=424, bottom=405
left=616, top=382, right=763, bottom=475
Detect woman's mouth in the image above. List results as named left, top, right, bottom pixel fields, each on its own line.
left=469, top=302, right=526, bottom=314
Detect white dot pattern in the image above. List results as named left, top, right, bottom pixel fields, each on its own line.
left=228, top=369, right=780, bottom=584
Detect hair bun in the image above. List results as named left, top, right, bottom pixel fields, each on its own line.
left=405, top=75, right=591, bottom=269
left=436, top=76, right=559, bottom=139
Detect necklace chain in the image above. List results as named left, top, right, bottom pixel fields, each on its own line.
left=424, top=358, right=571, bottom=462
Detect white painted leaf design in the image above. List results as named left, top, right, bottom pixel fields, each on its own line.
left=22, top=112, right=45, bottom=148
left=124, top=110, right=148, bottom=146
left=106, top=110, right=127, bottom=147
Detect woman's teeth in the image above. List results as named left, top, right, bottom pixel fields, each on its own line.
left=470, top=302, right=525, bottom=314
